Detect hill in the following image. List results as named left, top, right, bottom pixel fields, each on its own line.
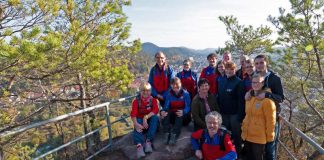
left=140, top=42, right=217, bottom=57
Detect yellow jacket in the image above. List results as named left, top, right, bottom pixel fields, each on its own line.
left=241, top=96, right=276, bottom=144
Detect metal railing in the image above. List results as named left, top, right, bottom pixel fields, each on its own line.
left=1, top=95, right=323, bottom=159
left=0, top=95, right=136, bottom=160
left=278, top=115, right=324, bottom=159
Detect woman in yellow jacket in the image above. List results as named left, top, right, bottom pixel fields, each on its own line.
left=241, top=73, right=276, bottom=160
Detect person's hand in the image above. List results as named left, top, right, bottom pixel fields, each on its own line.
left=256, top=92, right=266, bottom=100
left=157, top=94, right=164, bottom=100
left=160, top=111, right=168, bottom=118
left=135, top=123, right=144, bottom=132
left=176, top=110, right=183, bottom=117
left=143, top=119, right=149, bottom=129
left=245, top=91, right=252, bottom=100
left=195, top=150, right=203, bottom=159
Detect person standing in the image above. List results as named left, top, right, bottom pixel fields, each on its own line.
left=217, top=62, right=245, bottom=154
left=242, top=59, right=255, bottom=93
left=177, top=59, right=198, bottom=100
left=222, top=51, right=232, bottom=64
left=215, top=61, right=226, bottom=95
left=200, top=53, right=218, bottom=95
left=236, top=55, right=250, bottom=80
left=148, top=51, right=174, bottom=107
left=242, top=74, right=276, bottom=160
left=245, top=54, right=284, bottom=160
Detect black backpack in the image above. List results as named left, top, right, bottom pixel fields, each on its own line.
left=199, top=126, right=231, bottom=151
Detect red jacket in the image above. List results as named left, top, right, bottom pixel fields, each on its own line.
left=200, top=66, right=218, bottom=95
left=130, top=97, right=159, bottom=118
left=191, top=129, right=237, bottom=160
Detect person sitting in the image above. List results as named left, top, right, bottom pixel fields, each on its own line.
left=191, top=78, right=219, bottom=131
left=131, top=82, right=159, bottom=159
left=191, top=111, right=237, bottom=160
left=161, top=77, right=191, bottom=145
left=241, top=73, right=276, bottom=160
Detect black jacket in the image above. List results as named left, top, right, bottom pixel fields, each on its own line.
left=217, top=75, right=245, bottom=120
left=236, top=67, right=244, bottom=79
left=263, top=71, right=284, bottom=112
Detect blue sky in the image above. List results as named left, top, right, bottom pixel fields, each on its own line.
left=124, top=0, right=291, bottom=49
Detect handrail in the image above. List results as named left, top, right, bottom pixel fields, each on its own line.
left=279, top=115, right=324, bottom=155
left=0, top=95, right=136, bottom=138
left=0, top=95, right=136, bottom=160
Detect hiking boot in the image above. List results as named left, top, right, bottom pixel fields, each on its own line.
left=144, top=141, right=153, bottom=153
left=137, top=144, right=146, bottom=159
left=163, top=133, right=170, bottom=145
left=169, top=133, right=177, bottom=145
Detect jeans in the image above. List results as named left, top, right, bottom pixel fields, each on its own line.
left=132, top=115, right=159, bottom=145
left=265, top=121, right=280, bottom=160
left=222, top=114, right=242, bottom=154
left=162, top=111, right=183, bottom=136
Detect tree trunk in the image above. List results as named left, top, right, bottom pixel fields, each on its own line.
left=78, top=73, right=94, bottom=154
left=85, top=79, right=101, bottom=148
left=313, top=47, right=324, bottom=89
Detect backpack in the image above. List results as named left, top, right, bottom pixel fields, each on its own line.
left=199, top=126, right=231, bottom=151
left=136, top=94, right=153, bottom=114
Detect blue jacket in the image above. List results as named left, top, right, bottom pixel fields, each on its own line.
left=217, top=76, right=245, bottom=119
left=148, top=64, right=175, bottom=99
left=163, top=89, right=191, bottom=114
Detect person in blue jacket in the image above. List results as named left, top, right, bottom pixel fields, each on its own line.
left=148, top=51, right=174, bottom=107
left=161, top=77, right=191, bottom=145
left=217, top=62, right=245, bottom=155
left=176, top=59, right=198, bottom=100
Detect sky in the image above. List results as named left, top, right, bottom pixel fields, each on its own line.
left=123, top=0, right=291, bottom=49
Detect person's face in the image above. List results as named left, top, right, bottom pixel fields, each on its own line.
left=240, top=56, right=246, bottom=66
left=225, top=68, right=236, bottom=77
left=217, top=64, right=225, bottom=74
left=208, top=57, right=217, bottom=67
left=245, top=63, right=255, bottom=75
left=254, top=58, right=267, bottom=73
left=183, top=62, right=191, bottom=71
left=199, top=83, right=210, bottom=94
left=223, top=53, right=231, bottom=62
left=171, top=80, right=182, bottom=93
left=252, top=77, right=264, bottom=91
left=206, top=116, right=220, bottom=135
left=141, top=89, right=151, bottom=98
left=155, top=53, right=166, bottom=67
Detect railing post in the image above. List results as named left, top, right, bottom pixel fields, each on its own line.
left=0, top=147, right=3, bottom=160
left=104, top=104, right=113, bottom=146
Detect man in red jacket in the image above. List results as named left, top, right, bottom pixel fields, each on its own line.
left=131, top=82, right=159, bottom=159
left=200, top=53, right=218, bottom=95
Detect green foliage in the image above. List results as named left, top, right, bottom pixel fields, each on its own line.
left=268, top=0, right=323, bottom=158
left=0, top=0, right=140, bottom=159
left=219, top=15, right=273, bottom=55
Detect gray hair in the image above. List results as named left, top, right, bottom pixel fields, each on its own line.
left=205, top=111, right=222, bottom=124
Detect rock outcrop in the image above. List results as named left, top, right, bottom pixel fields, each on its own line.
left=98, top=125, right=196, bottom=160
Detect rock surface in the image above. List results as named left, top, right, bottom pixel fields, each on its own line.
left=97, top=125, right=196, bottom=160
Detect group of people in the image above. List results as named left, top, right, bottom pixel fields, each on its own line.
left=130, top=51, right=284, bottom=160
